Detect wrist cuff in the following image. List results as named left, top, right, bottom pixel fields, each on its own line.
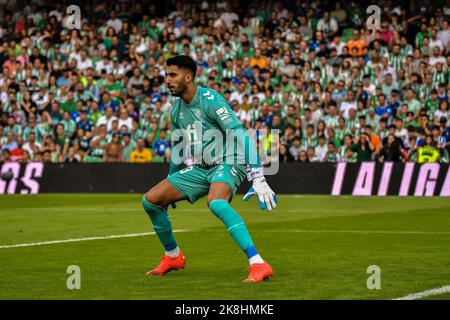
left=249, top=167, right=264, bottom=180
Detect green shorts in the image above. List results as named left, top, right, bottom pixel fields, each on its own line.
left=167, top=164, right=247, bottom=203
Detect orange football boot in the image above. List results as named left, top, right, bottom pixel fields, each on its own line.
left=145, top=252, right=186, bottom=276
left=242, top=261, right=274, bottom=283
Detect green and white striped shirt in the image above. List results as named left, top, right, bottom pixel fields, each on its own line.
left=222, top=68, right=236, bottom=79
left=432, top=70, right=447, bottom=86
left=301, top=136, right=318, bottom=150
left=323, top=115, right=340, bottom=128
left=388, top=53, right=405, bottom=73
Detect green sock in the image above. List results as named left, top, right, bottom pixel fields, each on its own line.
left=141, top=196, right=177, bottom=251
left=209, top=199, right=254, bottom=252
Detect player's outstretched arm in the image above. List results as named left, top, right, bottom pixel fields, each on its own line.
left=235, top=127, right=278, bottom=211
left=204, top=89, right=278, bottom=211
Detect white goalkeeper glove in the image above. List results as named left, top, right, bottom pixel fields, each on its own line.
left=243, top=167, right=278, bottom=211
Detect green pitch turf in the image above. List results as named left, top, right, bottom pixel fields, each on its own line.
left=0, top=194, right=449, bottom=300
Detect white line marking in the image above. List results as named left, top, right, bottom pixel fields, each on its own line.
left=393, top=285, right=450, bottom=300
left=1, top=228, right=447, bottom=250
left=2, top=229, right=446, bottom=250
left=0, top=230, right=188, bottom=249
left=3, top=224, right=448, bottom=300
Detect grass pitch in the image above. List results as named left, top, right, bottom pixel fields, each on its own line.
left=0, top=194, right=449, bottom=300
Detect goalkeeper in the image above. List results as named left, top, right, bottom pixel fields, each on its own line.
left=142, top=55, right=278, bottom=282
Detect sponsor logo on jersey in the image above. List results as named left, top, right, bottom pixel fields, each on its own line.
left=216, top=106, right=232, bottom=125
left=194, top=110, right=202, bottom=118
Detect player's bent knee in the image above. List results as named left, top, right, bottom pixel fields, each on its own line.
left=142, top=193, right=163, bottom=215
left=144, top=190, right=164, bottom=207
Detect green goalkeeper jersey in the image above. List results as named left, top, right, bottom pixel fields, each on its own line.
left=169, top=87, right=260, bottom=175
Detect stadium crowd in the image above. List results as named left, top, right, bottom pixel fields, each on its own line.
left=0, top=0, right=449, bottom=164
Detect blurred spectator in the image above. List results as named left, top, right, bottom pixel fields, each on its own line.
left=307, top=146, right=320, bottom=162
left=324, top=141, right=339, bottom=162
left=351, top=133, right=374, bottom=161
left=315, top=135, right=328, bottom=162
left=1, top=149, right=12, bottom=162
left=22, top=132, right=41, bottom=161
left=298, top=150, right=309, bottom=163
left=378, top=134, right=403, bottom=162
left=130, top=137, right=152, bottom=163
left=279, top=144, right=295, bottom=163
left=103, top=134, right=123, bottom=162
left=289, top=136, right=302, bottom=161
left=153, top=129, right=170, bottom=162
left=417, top=136, right=441, bottom=163
left=122, top=133, right=135, bottom=162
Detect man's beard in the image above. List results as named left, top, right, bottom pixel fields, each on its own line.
left=171, top=83, right=187, bottom=97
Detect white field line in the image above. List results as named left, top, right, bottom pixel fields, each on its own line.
left=0, top=230, right=188, bottom=249
left=2, top=225, right=448, bottom=301
left=1, top=228, right=447, bottom=250
left=393, top=285, right=450, bottom=300
left=2, top=228, right=448, bottom=250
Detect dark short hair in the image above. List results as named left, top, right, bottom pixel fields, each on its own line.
left=166, top=55, right=197, bottom=78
